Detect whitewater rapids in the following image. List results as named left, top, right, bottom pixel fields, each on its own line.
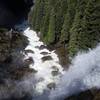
left=23, top=27, right=100, bottom=100
left=23, top=28, right=64, bottom=96
left=49, top=45, right=100, bottom=100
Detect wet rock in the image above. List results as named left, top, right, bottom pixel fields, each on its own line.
left=35, top=45, right=47, bottom=50
left=40, top=52, right=49, bottom=55
left=47, top=83, right=56, bottom=90
left=52, top=66, right=59, bottom=71
left=24, top=57, right=34, bottom=66
left=51, top=70, right=59, bottom=76
left=35, top=46, right=40, bottom=49
left=41, top=56, right=53, bottom=62
left=39, top=45, right=47, bottom=50
left=38, top=77, right=44, bottom=82
left=24, top=49, right=34, bottom=55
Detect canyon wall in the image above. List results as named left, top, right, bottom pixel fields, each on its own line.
left=0, top=0, right=33, bottom=28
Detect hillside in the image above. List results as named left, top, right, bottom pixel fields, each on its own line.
left=31, top=0, right=100, bottom=57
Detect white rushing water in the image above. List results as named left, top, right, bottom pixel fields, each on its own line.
left=23, top=28, right=64, bottom=97
left=23, top=27, right=100, bottom=100
left=49, top=45, right=100, bottom=100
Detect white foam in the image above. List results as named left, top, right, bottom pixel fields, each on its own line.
left=23, top=28, right=64, bottom=95
left=14, top=23, right=100, bottom=100
left=49, top=45, right=100, bottom=100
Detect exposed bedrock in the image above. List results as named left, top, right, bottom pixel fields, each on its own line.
left=0, top=0, right=34, bottom=28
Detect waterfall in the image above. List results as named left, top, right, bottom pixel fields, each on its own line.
left=49, top=44, right=100, bottom=100
left=14, top=23, right=100, bottom=100
left=23, top=27, right=64, bottom=99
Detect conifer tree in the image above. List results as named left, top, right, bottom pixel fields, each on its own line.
left=55, top=0, right=68, bottom=42
left=40, top=0, right=50, bottom=40
left=81, top=0, right=100, bottom=48
left=32, top=0, right=45, bottom=32
left=60, top=11, right=72, bottom=44
left=44, top=9, right=55, bottom=44
left=68, top=11, right=82, bottom=56
left=31, top=0, right=100, bottom=56
left=60, top=0, right=77, bottom=44
left=68, top=0, right=88, bottom=56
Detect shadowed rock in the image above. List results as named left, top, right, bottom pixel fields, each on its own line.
left=47, top=83, right=56, bottom=90
left=40, top=52, right=49, bottom=55
left=51, top=70, right=59, bottom=76
left=0, top=0, right=34, bottom=28
left=24, top=49, right=34, bottom=55
left=64, top=89, right=95, bottom=100
left=0, top=29, right=35, bottom=100
left=35, top=45, right=47, bottom=50
left=39, top=45, right=47, bottom=50
left=41, top=56, right=53, bottom=62
left=24, top=57, right=34, bottom=66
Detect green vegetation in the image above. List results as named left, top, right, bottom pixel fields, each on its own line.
left=44, top=9, right=55, bottom=44
left=0, top=28, right=9, bottom=33
left=31, top=0, right=100, bottom=56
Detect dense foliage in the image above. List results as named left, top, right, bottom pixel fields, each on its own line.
left=31, top=0, right=100, bottom=56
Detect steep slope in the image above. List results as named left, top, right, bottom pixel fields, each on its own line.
left=0, top=28, right=35, bottom=100
left=31, top=0, right=100, bottom=57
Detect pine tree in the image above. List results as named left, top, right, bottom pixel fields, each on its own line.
left=44, top=9, right=55, bottom=44
left=55, top=0, right=68, bottom=42
left=32, top=0, right=45, bottom=32
left=40, top=0, right=50, bottom=40
left=60, top=11, right=72, bottom=44
left=81, top=0, right=100, bottom=48
left=31, top=0, right=100, bottom=57
left=68, top=11, right=82, bottom=56
left=40, top=12, right=50, bottom=40
left=68, top=0, right=88, bottom=56
left=60, top=0, right=77, bottom=44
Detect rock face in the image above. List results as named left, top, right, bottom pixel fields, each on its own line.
left=0, top=29, right=35, bottom=100
left=65, top=89, right=100, bottom=100
left=0, top=0, right=33, bottom=28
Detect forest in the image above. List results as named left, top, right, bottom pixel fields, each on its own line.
left=31, top=0, right=100, bottom=56
left=0, top=0, right=100, bottom=100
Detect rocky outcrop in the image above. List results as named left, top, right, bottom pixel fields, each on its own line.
left=65, top=89, right=100, bottom=100
left=0, top=29, right=36, bottom=100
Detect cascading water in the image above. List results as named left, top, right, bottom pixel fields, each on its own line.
left=49, top=45, right=100, bottom=100
left=19, top=25, right=64, bottom=99
left=14, top=22, right=100, bottom=100
left=24, top=27, right=64, bottom=93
